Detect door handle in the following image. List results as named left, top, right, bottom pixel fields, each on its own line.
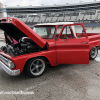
left=81, top=42, right=88, bottom=44
left=62, top=39, right=66, bottom=41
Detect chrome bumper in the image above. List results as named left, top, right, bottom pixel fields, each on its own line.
left=0, top=61, right=20, bottom=76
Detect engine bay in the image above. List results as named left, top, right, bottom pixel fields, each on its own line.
left=1, top=37, right=43, bottom=57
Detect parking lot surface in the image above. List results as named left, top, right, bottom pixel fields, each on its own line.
left=0, top=32, right=100, bottom=100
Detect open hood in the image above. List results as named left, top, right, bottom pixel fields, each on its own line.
left=0, top=17, right=46, bottom=48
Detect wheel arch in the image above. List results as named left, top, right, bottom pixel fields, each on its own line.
left=89, top=46, right=98, bottom=60
left=95, top=46, right=100, bottom=50
left=90, top=45, right=99, bottom=52
left=24, top=56, right=51, bottom=69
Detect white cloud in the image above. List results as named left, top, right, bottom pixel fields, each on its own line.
left=20, top=0, right=28, bottom=6
left=0, top=0, right=94, bottom=7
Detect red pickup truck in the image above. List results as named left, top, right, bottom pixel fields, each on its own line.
left=0, top=17, right=100, bottom=77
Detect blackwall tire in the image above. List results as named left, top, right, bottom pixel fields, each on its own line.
left=89, top=47, right=98, bottom=60
left=25, top=57, right=47, bottom=78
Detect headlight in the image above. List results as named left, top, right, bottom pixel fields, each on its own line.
left=8, top=60, right=15, bottom=69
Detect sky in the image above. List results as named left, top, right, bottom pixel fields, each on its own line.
left=1, top=0, right=100, bottom=7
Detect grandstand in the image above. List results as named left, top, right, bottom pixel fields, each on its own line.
left=5, top=1, right=100, bottom=27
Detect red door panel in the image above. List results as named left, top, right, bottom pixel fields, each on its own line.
left=56, top=38, right=89, bottom=64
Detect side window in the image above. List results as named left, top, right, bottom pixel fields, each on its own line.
left=34, top=27, right=47, bottom=36
left=60, top=26, right=73, bottom=39
left=71, top=25, right=86, bottom=38
left=55, top=25, right=62, bottom=41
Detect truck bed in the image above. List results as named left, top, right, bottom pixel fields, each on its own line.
left=87, top=33, right=100, bottom=50
left=87, top=33, right=100, bottom=41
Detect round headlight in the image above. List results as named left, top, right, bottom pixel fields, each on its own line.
left=8, top=60, right=15, bottom=69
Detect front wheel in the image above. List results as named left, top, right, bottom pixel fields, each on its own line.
left=89, top=47, right=98, bottom=60
left=25, top=57, right=47, bottom=77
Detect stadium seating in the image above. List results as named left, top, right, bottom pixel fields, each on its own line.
left=17, top=18, right=22, bottom=21
left=26, top=17, right=34, bottom=22
left=91, top=14, right=98, bottom=20
left=77, top=15, right=84, bottom=20
left=71, top=16, right=77, bottom=21
left=14, top=11, right=100, bottom=24
left=97, top=14, right=100, bottom=20
left=39, top=16, right=46, bottom=23
left=57, top=16, right=64, bottom=22
left=84, top=15, right=91, bottom=20
left=33, top=16, right=40, bottom=23
left=45, top=17, right=52, bottom=23
left=64, top=16, right=71, bottom=21
left=51, top=16, right=58, bottom=22
left=21, top=18, right=28, bottom=22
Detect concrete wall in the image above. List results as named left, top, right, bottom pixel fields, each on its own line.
left=85, top=26, right=100, bottom=33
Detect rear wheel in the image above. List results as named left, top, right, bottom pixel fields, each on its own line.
left=89, top=47, right=98, bottom=60
left=25, top=57, right=47, bottom=77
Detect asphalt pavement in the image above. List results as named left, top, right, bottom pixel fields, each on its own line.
left=0, top=32, right=100, bottom=100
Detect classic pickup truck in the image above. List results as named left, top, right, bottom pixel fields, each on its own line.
left=0, top=17, right=100, bottom=77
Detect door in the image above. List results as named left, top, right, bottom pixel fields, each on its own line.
left=56, top=25, right=89, bottom=64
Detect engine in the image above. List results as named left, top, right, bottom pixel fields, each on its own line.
left=1, top=37, right=42, bottom=57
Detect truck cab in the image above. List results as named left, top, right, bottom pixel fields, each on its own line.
left=0, top=17, right=99, bottom=77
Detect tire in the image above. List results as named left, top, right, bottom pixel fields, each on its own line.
left=89, top=47, right=98, bottom=60
left=25, top=57, right=47, bottom=78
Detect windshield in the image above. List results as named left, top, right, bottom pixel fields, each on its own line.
left=33, top=26, right=56, bottom=39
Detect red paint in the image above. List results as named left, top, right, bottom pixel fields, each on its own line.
left=0, top=17, right=100, bottom=74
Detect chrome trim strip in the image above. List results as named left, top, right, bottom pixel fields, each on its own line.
left=0, top=54, right=8, bottom=65
left=0, top=61, right=20, bottom=76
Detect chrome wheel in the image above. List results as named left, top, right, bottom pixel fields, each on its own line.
left=89, top=47, right=98, bottom=60
left=30, top=59, right=45, bottom=76
left=25, top=57, right=46, bottom=77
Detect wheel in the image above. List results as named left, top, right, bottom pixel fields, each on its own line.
left=25, top=57, right=47, bottom=77
left=89, top=47, right=98, bottom=60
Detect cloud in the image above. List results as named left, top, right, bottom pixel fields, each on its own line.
left=20, top=0, right=28, bottom=6
left=0, top=0, right=94, bottom=7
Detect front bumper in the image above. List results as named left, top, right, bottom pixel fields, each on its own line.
left=0, top=61, right=20, bottom=76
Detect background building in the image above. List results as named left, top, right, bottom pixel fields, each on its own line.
left=4, top=1, right=100, bottom=33
left=0, top=2, right=5, bottom=18
left=6, top=1, right=100, bottom=26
